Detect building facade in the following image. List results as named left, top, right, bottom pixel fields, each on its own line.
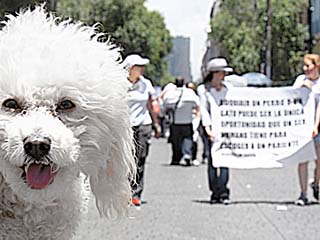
left=167, top=36, right=192, bottom=83
left=311, top=0, right=320, bottom=36
left=201, top=0, right=223, bottom=79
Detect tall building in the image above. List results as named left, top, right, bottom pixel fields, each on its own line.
left=167, top=36, right=192, bottom=82
left=311, top=0, right=320, bottom=36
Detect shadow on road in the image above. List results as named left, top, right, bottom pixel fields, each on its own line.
left=192, top=199, right=320, bottom=206
left=160, top=163, right=200, bottom=167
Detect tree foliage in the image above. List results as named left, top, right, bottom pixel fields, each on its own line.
left=0, top=0, right=37, bottom=19
left=0, top=0, right=57, bottom=19
left=209, top=0, right=308, bottom=85
left=0, top=0, right=172, bottom=85
left=57, top=0, right=172, bottom=85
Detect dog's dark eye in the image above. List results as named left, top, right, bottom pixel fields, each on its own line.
left=57, top=100, right=75, bottom=111
left=2, top=99, right=21, bottom=110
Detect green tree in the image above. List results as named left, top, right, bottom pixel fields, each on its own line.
left=0, top=0, right=172, bottom=84
left=270, top=0, right=308, bottom=83
left=57, top=0, right=172, bottom=85
left=209, top=0, right=308, bottom=85
left=0, top=0, right=57, bottom=19
left=210, top=1, right=264, bottom=73
left=0, top=0, right=37, bottom=19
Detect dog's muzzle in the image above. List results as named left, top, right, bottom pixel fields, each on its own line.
left=23, top=137, right=51, bottom=159
left=21, top=137, right=59, bottom=190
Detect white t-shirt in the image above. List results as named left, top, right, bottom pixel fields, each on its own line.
left=128, top=76, right=155, bottom=127
left=163, top=87, right=200, bottom=124
left=161, top=82, right=176, bottom=96
left=293, top=74, right=320, bottom=93
left=293, top=74, right=320, bottom=108
left=198, top=81, right=233, bottom=127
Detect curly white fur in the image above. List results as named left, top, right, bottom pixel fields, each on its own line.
left=0, top=5, right=135, bottom=240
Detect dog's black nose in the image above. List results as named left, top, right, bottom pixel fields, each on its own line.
left=23, top=138, right=51, bottom=159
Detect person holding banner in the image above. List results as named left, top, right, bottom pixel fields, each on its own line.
left=293, top=53, right=320, bottom=205
left=198, top=57, right=233, bottom=204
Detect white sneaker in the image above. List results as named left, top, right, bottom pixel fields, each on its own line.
left=201, top=158, right=207, bottom=164
left=192, top=159, right=200, bottom=166
left=222, top=198, right=231, bottom=205
left=183, top=154, right=192, bottom=166
left=183, top=154, right=191, bottom=160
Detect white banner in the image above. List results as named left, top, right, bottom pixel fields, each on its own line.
left=210, top=87, right=316, bottom=168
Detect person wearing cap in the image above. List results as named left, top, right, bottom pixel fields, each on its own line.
left=198, top=57, right=233, bottom=204
left=123, top=54, right=161, bottom=206
left=163, top=77, right=200, bottom=166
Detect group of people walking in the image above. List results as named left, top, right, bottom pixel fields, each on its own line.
left=123, top=52, right=320, bottom=207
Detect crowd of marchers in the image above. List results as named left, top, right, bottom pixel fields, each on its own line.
left=124, top=53, right=320, bottom=206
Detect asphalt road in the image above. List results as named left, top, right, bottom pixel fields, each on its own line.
left=73, top=138, right=320, bottom=240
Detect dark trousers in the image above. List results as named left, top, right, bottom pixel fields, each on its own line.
left=131, top=124, right=152, bottom=199
left=170, top=123, right=193, bottom=164
left=208, top=140, right=230, bottom=198
left=192, top=140, right=197, bottom=160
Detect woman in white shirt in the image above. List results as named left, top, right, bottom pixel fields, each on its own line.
left=293, top=53, right=320, bottom=205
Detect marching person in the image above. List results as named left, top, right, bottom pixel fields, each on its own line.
left=293, top=53, right=320, bottom=205
left=186, top=82, right=201, bottom=166
left=157, top=82, right=177, bottom=137
left=198, top=57, right=233, bottom=204
left=163, top=77, right=200, bottom=166
left=123, top=54, right=161, bottom=206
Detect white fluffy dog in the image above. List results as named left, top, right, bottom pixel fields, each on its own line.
left=0, top=6, right=135, bottom=240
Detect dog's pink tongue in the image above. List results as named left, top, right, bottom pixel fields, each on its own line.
left=26, top=163, right=55, bottom=189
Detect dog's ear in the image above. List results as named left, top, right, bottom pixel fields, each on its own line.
left=79, top=102, right=136, bottom=218
left=91, top=127, right=135, bottom=218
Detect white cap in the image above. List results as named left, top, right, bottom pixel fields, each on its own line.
left=123, top=54, right=150, bottom=68
left=206, top=58, right=233, bottom=72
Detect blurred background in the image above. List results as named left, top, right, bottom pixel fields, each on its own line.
left=0, top=0, right=319, bottom=87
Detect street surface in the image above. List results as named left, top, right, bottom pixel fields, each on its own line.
left=74, top=138, right=320, bottom=240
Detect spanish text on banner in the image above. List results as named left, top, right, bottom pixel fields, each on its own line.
left=210, top=87, right=316, bottom=168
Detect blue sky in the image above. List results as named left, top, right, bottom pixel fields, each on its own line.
left=145, top=0, right=213, bottom=81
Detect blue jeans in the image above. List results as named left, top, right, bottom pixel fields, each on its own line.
left=208, top=141, right=230, bottom=198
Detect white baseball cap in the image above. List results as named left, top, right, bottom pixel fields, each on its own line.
left=123, top=54, right=150, bottom=68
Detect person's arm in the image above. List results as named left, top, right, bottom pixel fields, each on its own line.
left=313, top=100, right=320, bottom=137
left=198, top=86, right=211, bottom=126
left=192, top=106, right=201, bottom=132
left=302, top=80, right=313, bottom=89
left=147, top=96, right=161, bottom=138
left=204, top=126, right=214, bottom=142
left=198, top=85, right=214, bottom=141
left=195, top=105, right=201, bottom=118
left=192, top=94, right=201, bottom=131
